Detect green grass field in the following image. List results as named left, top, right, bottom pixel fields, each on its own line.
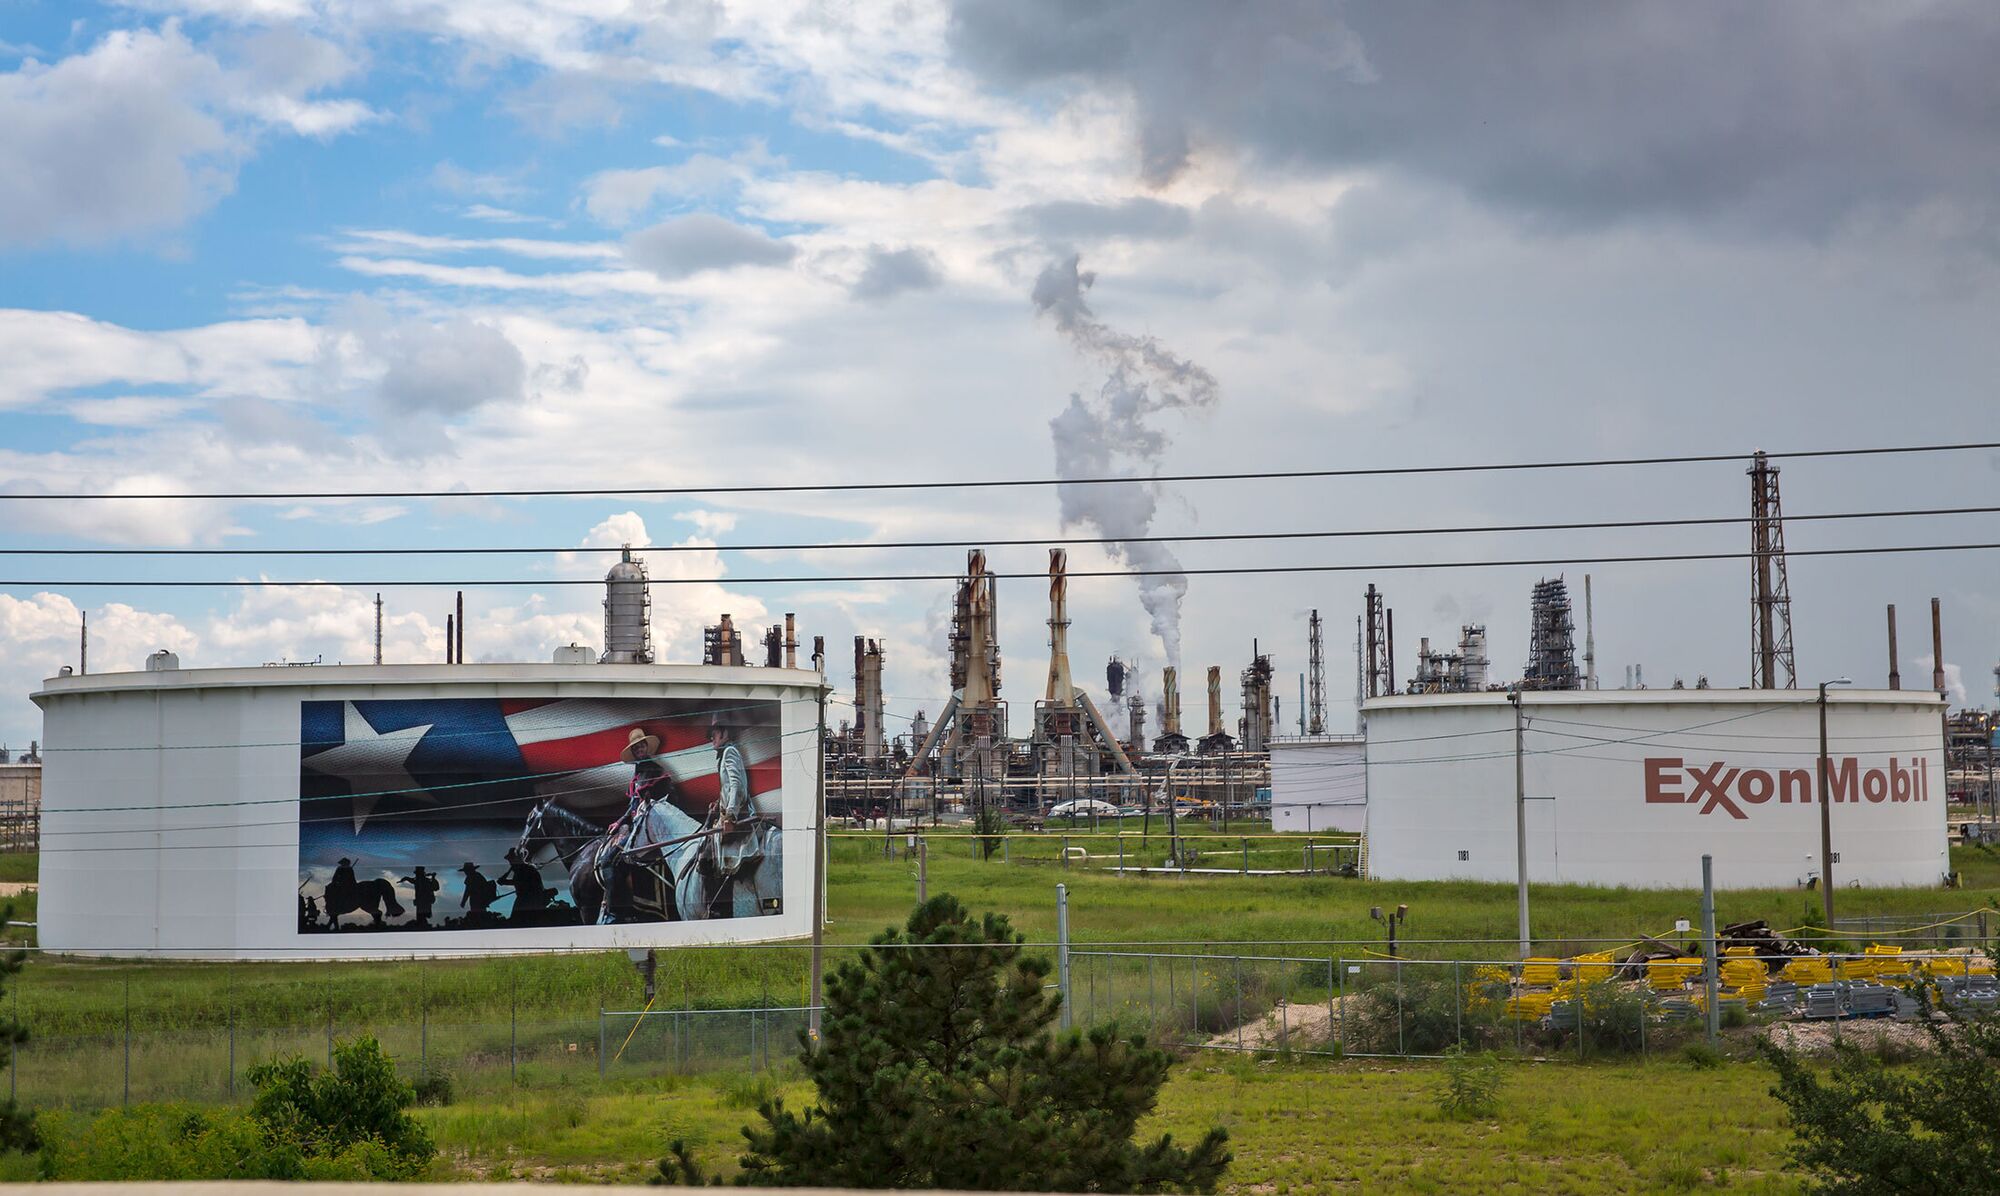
left=5, top=838, right=1995, bottom=1189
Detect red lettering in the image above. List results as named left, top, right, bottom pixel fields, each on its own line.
left=1780, top=768, right=1812, bottom=804
left=1891, top=758, right=1911, bottom=803
left=1863, top=768, right=1888, bottom=802
left=1645, top=758, right=1685, bottom=803
left=1689, top=762, right=1746, bottom=819
left=1739, top=769, right=1774, bottom=804
left=1828, top=757, right=1859, bottom=803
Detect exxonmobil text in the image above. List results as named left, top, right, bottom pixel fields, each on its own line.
left=1643, top=757, right=1930, bottom=820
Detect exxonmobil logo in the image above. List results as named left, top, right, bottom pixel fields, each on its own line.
left=1644, top=757, right=1931, bottom=820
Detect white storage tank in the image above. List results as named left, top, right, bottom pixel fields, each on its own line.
left=31, top=662, right=822, bottom=958
left=1269, top=734, right=1367, bottom=833
left=1363, top=689, right=1948, bottom=890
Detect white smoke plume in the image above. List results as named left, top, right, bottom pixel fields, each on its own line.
left=1034, top=255, right=1218, bottom=668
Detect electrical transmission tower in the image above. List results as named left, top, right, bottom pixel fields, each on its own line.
left=1307, top=609, right=1326, bottom=734
left=1748, top=450, right=1797, bottom=688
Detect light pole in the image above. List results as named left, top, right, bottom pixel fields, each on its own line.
left=1371, top=903, right=1409, bottom=958
left=1508, top=688, right=1529, bottom=958
left=1816, top=677, right=1852, bottom=928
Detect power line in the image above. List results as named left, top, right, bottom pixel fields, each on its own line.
left=8, top=538, right=2000, bottom=587
left=5, top=502, right=1997, bottom=556
left=5, top=439, right=1997, bottom=501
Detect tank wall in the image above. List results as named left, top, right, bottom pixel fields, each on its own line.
left=36, top=669, right=821, bottom=958
left=1364, top=693, right=1948, bottom=889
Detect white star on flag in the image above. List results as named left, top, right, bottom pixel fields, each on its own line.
left=302, top=701, right=435, bottom=832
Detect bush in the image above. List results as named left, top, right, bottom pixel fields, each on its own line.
left=246, top=1036, right=434, bottom=1179
left=1350, top=969, right=1496, bottom=1055
left=411, top=1066, right=454, bottom=1108
left=1681, top=1042, right=1722, bottom=1070
left=36, top=1105, right=395, bottom=1181
left=1575, top=981, right=1650, bottom=1055
left=1434, top=1045, right=1505, bottom=1121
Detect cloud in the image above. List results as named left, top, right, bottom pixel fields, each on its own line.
left=624, top=213, right=796, bottom=279
left=0, top=24, right=372, bottom=247
left=1015, top=197, right=1192, bottom=242
left=950, top=1, right=2000, bottom=232
left=376, top=319, right=529, bottom=414
left=849, top=245, right=943, bottom=302
left=581, top=144, right=779, bottom=225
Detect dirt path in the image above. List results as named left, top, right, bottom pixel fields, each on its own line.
left=1206, top=997, right=1365, bottom=1051
left=0, top=883, right=34, bottom=897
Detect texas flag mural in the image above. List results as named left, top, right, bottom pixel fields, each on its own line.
left=299, top=695, right=785, bottom=934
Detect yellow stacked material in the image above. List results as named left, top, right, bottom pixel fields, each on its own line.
left=1472, top=965, right=1512, bottom=984
left=1835, top=955, right=1876, bottom=981
left=1781, top=957, right=1835, bottom=985
left=1865, top=944, right=1913, bottom=980
left=1648, top=956, right=1696, bottom=992
left=1720, top=959, right=1765, bottom=989
left=1521, top=958, right=1564, bottom=986
left=1504, top=991, right=1555, bottom=1021
left=1971, top=957, right=1996, bottom=977
left=1722, top=946, right=1759, bottom=958
left=1573, top=951, right=1616, bottom=982
left=1921, top=955, right=1967, bottom=978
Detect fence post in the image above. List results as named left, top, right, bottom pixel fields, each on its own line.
left=1701, top=854, right=1719, bottom=1049
left=510, top=965, right=518, bottom=1085
left=226, top=967, right=235, bottom=1099
left=1453, top=960, right=1462, bottom=1051
left=598, top=1007, right=606, bottom=1079
left=1119, top=837, right=1125, bottom=875
left=1062, top=836, right=1070, bottom=869
left=1235, top=957, right=1244, bottom=1052
left=1335, top=957, right=1344, bottom=1054
left=1241, top=838, right=1248, bottom=875
left=123, top=974, right=131, bottom=1107
left=1056, top=883, right=1072, bottom=1029
left=916, top=837, right=928, bottom=905
left=326, top=996, right=334, bottom=1068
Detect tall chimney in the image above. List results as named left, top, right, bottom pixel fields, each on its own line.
left=784, top=613, right=797, bottom=668
left=1385, top=608, right=1396, bottom=694
left=80, top=610, right=88, bottom=675
left=1886, top=604, right=1901, bottom=690
left=455, top=590, right=465, bottom=664
left=1206, top=665, right=1223, bottom=737
left=445, top=614, right=454, bottom=664
left=1162, top=666, right=1182, bottom=736
left=1931, top=597, right=1945, bottom=694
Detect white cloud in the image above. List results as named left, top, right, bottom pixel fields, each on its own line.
left=0, top=23, right=372, bottom=247
left=580, top=143, right=779, bottom=225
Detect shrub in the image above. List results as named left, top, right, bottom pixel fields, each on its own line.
left=1350, top=969, right=1496, bottom=1055
left=246, top=1037, right=434, bottom=1179
left=1760, top=991, right=2000, bottom=1192
left=1575, top=981, right=1650, bottom=1055
left=411, top=1066, right=454, bottom=1108
left=1681, top=1042, right=1722, bottom=1070
left=1434, top=1045, right=1505, bottom=1121
left=36, top=1105, right=396, bottom=1181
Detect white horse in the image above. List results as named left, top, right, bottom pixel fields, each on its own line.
left=599, top=797, right=784, bottom=923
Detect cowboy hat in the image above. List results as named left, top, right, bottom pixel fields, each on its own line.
left=620, top=726, right=663, bottom=762
left=459, top=862, right=481, bottom=873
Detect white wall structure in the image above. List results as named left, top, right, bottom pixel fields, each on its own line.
left=1364, top=690, right=1947, bottom=889
left=32, top=663, right=824, bottom=959
left=1269, top=735, right=1366, bottom=833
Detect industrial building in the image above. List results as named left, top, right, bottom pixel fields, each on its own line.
left=1362, top=689, right=1949, bottom=889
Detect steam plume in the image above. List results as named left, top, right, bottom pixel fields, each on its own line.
left=1034, top=255, right=1218, bottom=668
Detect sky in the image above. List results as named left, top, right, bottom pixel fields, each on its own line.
left=2, top=1, right=1999, bottom=752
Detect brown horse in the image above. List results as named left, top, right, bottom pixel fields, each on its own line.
left=321, top=873, right=405, bottom=928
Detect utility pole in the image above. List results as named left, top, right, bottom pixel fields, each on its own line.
left=810, top=678, right=828, bottom=1043
left=1817, top=678, right=1851, bottom=926
left=1701, top=855, right=1719, bottom=1048
left=79, top=610, right=88, bottom=675
left=1510, top=688, right=1529, bottom=957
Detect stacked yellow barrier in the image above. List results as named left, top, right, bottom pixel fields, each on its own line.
left=1719, top=957, right=1767, bottom=1003
left=1521, top=958, right=1564, bottom=986
left=1647, top=957, right=1702, bottom=990
left=1504, top=991, right=1555, bottom=1021
left=1864, top=944, right=1912, bottom=983
left=1573, top=950, right=1616, bottom=982
left=1781, top=957, right=1834, bottom=985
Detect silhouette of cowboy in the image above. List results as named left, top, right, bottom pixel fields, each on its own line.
left=459, top=862, right=498, bottom=918
left=400, top=865, right=442, bottom=926
left=500, top=847, right=551, bottom=921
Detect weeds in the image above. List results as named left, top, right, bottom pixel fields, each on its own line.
left=1433, top=1045, right=1505, bottom=1121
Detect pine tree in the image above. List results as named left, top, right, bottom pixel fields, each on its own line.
left=1758, top=992, right=2000, bottom=1193
left=681, top=894, right=1229, bottom=1192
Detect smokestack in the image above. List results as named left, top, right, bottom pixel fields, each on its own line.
left=1163, top=666, right=1182, bottom=736
left=445, top=614, right=454, bottom=664
left=455, top=591, right=464, bottom=664
left=1931, top=597, right=1945, bottom=694
left=1583, top=574, right=1596, bottom=690
left=1887, top=604, right=1901, bottom=690
left=812, top=635, right=825, bottom=673
left=374, top=594, right=384, bottom=666
left=1206, top=665, right=1223, bottom=737
left=79, top=610, right=87, bottom=675
left=1385, top=608, right=1396, bottom=694
left=784, top=613, right=797, bottom=669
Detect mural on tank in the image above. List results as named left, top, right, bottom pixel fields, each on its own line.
left=296, top=697, right=783, bottom=933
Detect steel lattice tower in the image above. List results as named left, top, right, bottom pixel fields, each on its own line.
left=1523, top=577, right=1580, bottom=691
left=1306, top=609, right=1326, bottom=734
left=1748, top=451, right=1797, bottom=688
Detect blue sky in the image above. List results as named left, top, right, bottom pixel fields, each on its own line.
left=3, top=1, right=2000, bottom=749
